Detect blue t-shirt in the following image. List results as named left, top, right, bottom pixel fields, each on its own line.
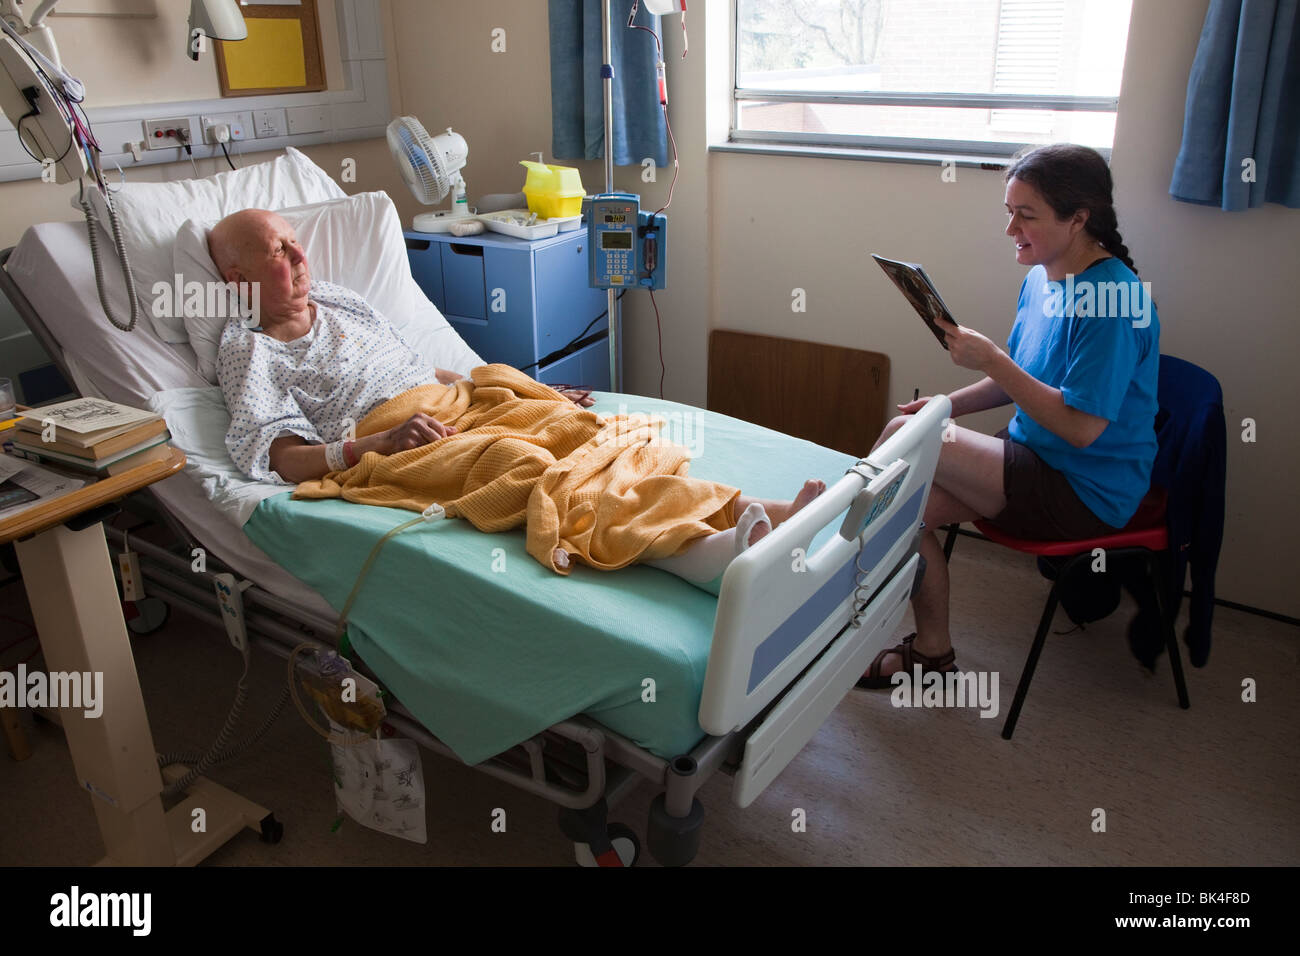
left=1006, top=258, right=1160, bottom=528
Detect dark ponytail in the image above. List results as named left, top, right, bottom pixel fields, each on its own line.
left=1005, top=144, right=1139, bottom=276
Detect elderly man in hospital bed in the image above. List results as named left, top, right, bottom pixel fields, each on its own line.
left=210, top=209, right=823, bottom=589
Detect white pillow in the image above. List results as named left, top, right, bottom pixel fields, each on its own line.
left=80, top=147, right=346, bottom=343
left=173, top=190, right=481, bottom=383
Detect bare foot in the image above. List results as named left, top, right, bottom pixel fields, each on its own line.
left=732, top=479, right=827, bottom=540
left=769, top=479, right=826, bottom=527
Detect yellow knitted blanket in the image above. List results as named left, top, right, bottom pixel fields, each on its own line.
left=293, top=364, right=740, bottom=573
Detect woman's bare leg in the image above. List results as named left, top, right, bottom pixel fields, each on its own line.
left=864, top=417, right=1006, bottom=677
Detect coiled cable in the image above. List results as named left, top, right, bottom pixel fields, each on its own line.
left=156, top=687, right=290, bottom=773
left=849, top=536, right=873, bottom=627
left=78, top=181, right=140, bottom=332
left=160, top=646, right=252, bottom=799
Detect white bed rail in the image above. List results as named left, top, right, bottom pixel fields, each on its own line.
left=700, top=396, right=951, bottom=737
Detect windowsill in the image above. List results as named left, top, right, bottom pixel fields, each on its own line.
left=710, top=140, right=1013, bottom=170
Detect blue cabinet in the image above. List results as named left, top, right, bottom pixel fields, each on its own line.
left=404, top=229, right=617, bottom=391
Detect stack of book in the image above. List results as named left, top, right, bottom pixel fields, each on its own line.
left=5, top=397, right=170, bottom=477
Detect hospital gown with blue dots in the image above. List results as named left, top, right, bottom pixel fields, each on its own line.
left=218, top=280, right=431, bottom=483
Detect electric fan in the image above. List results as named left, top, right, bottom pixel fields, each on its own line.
left=386, top=116, right=471, bottom=233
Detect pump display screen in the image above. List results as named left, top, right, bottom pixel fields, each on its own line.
left=603, top=213, right=628, bottom=224
left=601, top=231, right=633, bottom=250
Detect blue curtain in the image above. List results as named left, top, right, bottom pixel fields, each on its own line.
left=549, top=0, right=668, bottom=168
left=1170, top=0, right=1300, bottom=210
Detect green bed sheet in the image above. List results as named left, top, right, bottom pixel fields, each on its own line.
left=244, top=393, right=857, bottom=765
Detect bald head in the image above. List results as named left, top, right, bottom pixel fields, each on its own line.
left=208, top=209, right=291, bottom=282
left=207, top=208, right=313, bottom=332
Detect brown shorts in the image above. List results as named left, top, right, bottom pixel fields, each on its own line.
left=983, top=428, right=1120, bottom=541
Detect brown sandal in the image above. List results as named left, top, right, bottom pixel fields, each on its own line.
left=855, top=633, right=957, bottom=689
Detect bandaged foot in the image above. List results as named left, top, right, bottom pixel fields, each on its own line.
left=645, top=502, right=772, bottom=595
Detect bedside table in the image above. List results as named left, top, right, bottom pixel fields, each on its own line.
left=1, top=448, right=274, bottom=865
left=405, top=228, right=620, bottom=390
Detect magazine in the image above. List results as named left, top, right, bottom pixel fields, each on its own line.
left=871, top=254, right=955, bottom=350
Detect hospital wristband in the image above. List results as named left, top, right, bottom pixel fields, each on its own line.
left=324, top=440, right=348, bottom=472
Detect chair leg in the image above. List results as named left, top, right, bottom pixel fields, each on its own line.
left=942, top=524, right=959, bottom=563
left=1149, top=551, right=1190, bottom=710
left=1002, top=582, right=1062, bottom=740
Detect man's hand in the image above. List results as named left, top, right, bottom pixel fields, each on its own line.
left=552, top=385, right=595, bottom=408
left=373, top=413, right=457, bottom=454
left=933, top=316, right=1004, bottom=373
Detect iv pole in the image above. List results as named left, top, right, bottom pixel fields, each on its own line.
left=601, top=0, right=621, bottom=392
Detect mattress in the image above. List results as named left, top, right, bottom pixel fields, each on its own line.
left=245, top=392, right=857, bottom=765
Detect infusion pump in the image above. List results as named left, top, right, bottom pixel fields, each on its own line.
left=585, top=193, right=667, bottom=291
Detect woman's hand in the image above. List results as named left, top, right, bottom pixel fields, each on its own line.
left=371, top=413, right=457, bottom=454
left=896, top=396, right=932, bottom=415
left=933, top=316, right=1004, bottom=373
left=434, top=368, right=464, bottom=386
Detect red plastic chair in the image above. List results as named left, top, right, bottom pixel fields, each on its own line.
left=942, top=485, right=1190, bottom=739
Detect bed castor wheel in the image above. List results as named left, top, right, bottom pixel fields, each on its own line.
left=559, top=800, right=639, bottom=866
left=647, top=794, right=704, bottom=867
left=573, top=823, right=640, bottom=867
left=125, top=597, right=170, bottom=634
left=259, top=813, right=283, bottom=844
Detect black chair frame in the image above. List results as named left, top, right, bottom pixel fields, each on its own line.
left=942, top=524, right=1190, bottom=739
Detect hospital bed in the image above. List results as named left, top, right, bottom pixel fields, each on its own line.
left=0, top=171, right=948, bottom=866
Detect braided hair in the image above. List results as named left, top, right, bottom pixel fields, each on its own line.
left=1005, top=144, right=1138, bottom=276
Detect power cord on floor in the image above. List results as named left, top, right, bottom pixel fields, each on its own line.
left=157, top=622, right=289, bottom=798
left=160, top=643, right=255, bottom=799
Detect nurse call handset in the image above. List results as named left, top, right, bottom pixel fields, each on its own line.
left=587, top=193, right=667, bottom=291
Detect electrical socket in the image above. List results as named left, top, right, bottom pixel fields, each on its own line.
left=143, top=117, right=193, bottom=150
left=201, top=113, right=247, bottom=143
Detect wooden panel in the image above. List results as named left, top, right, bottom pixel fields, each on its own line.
left=708, top=331, right=889, bottom=457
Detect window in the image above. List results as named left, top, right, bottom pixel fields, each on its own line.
left=734, top=0, right=1133, bottom=159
